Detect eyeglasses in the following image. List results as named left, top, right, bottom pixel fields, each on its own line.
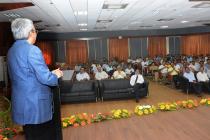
left=31, top=29, right=38, bottom=34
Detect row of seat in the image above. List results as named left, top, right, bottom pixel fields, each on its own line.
left=59, top=79, right=149, bottom=103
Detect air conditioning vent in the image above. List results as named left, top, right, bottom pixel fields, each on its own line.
left=102, top=4, right=128, bottom=9
left=192, top=2, right=210, bottom=8
left=203, top=23, right=210, bottom=26
left=157, top=18, right=175, bottom=22
left=196, top=20, right=210, bottom=22
left=97, top=19, right=113, bottom=23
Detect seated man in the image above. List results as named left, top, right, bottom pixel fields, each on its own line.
left=95, top=66, right=108, bottom=80
left=183, top=67, right=202, bottom=97
left=158, top=62, right=168, bottom=80
left=168, top=63, right=179, bottom=88
left=196, top=67, right=210, bottom=93
left=130, top=69, right=145, bottom=103
left=113, top=66, right=126, bottom=79
left=125, top=64, right=135, bottom=77
left=76, top=67, right=90, bottom=81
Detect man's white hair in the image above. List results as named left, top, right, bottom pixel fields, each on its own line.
left=11, top=18, right=34, bottom=40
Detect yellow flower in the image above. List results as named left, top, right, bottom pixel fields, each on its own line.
left=207, top=101, right=210, bottom=105
left=62, top=122, right=68, bottom=128
left=160, top=105, right=165, bottom=110
left=166, top=105, right=170, bottom=110
left=149, top=108, right=153, bottom=113
left=134, top=108, right=138, bottom=113
left=200, top=100, right=205, bottom=104
left=144, top=109, right=149, bottom=115
left=137, top=111, right=143, bottom=116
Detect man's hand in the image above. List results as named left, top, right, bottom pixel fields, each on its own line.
left=52, top=68, right=63, bottom=78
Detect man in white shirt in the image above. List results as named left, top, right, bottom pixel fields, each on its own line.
left=130, top=69, right=145, bottom=103
left=76, top=67, right=90, bottom=81
left=197, top=67, right=210, bottom=93
left=113, top=66, right=126, bottom=79
left=125, top=64, right=134, bottom=77
left=183, top=67, right=202, bottom=97
left=95, top=66, right=108, bottom=80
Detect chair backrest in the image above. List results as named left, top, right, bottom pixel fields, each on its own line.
left=60, top=80, right=95, bottom=93
left=101, top=79, right=132, bottom=90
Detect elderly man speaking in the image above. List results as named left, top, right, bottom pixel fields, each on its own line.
left=7, top=18, right=63, bottom=140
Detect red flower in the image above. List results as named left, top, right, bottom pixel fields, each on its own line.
left=73, top=123, right=79, bottom=127
left=81, top=121, right=86, bottom=126
left=0, top=135, right=3, bottom=140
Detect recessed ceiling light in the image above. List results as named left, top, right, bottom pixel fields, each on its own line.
left=192, top=2, right=210, bottom=8
left=196, top=19, right=210, bottom=23
left=78, top=23, right=87, bottom=26
left=139, top=25, right=152, bottom=28
left=97, top=19, right=113, bottom=23
left=74, top=11, right=87, bottom=16
left=80, top=28, right=88, bottom=31
left=157, top=18, right=175, bottom=22
left=160, top=25, right=168, bottom=28
left=102, top=4, right=128, bottom=9
left=130, top=21, right=141, bottom=25
left=181, top=20, right=189, bottom=23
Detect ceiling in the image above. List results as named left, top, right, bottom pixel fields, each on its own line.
left=0, top=0, right=210, bottom=33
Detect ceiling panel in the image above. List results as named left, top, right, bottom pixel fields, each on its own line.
left=0, top=0, right=210, bottom=32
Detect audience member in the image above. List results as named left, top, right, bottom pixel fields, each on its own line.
left=113, top=66, right=126, bottom=79
left=183, top=67, right=202, bottom=97
left=95, top=66, right=108, bottom=80
left=197, top=67, right=210, bottom=93
left=76, top=67, right=90, bottom=81
left=130, top=69, right=145, bottom=103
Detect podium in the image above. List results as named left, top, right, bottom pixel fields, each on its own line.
left=52, top=85, right=63, bottom=140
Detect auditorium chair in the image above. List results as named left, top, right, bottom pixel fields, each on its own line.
left=99, top=79, right=149, bottom=101
left=59, top=80, right=99, bottom=103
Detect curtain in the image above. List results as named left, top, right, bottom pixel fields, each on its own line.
left=66, top=40, right=88, bottom=67
left=36, top=41, right=54, bottom=65
left=109, top=38, right=129, bottom=61
left=148, top=37, right=166, bottom=57
left=181, top=34, right=210, bottom=55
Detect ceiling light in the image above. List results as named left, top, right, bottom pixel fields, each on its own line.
left=139, top=25, right=152, bottom=28
left=196, top=19, right=210, bottom=22
left=130, top=21, right=141, bottom=25
left=192, top=2, right=210, bottom=8
left=94, top=26, right=106, bottom=30
left=102, top=4, right=128, bottom=9
left=160, top=25, right=168, bottom=28
left=4, top=13, right=21, bottom=18
left=78, top=23, right=87, bottom=26
left=97, top=19, right=113, bottom=23
left=181, top=20, right=189, bottom=23
left=157, top=18, right=175, bottom=22
left=74, top=11, right=87, bottom=16
left=80, top=28, right=88, bottom=31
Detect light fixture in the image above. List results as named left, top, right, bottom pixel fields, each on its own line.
left=4, top=13, right=21, bottom=18
left=160, top=25, right=168, bottom=28
left=192, top=2, right=210, bottom=8
left=157, top=18, right=175, bottom=22
left=74, top=11, right=87, bottom=16
left=97, top=19, right=113, bottom=23
left=130, top=21, right=141, bottom=25
left=102, top=4, right=128, bottom=9
left=181, top=20, right=189, bottom=23
left=80, top=28, right=88, bottom=31
left=78, top=23, right=87, bottom=26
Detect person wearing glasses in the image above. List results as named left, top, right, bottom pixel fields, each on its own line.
left=7, top=18, right=63, bottom=140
